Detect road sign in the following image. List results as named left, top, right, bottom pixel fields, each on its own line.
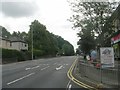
left=100, top=47, right=114, bottom=68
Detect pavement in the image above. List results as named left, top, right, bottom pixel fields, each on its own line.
left=73, top=56, right=120, bottom=90
left=2, top=56, right=83, bottom=89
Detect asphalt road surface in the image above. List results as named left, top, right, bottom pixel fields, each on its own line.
left=2, top=56, right=81, bottom=89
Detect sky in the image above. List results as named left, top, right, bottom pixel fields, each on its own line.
left=0, top=0, right=79, bottom=50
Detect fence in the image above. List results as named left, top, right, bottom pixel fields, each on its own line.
left=77, top=59, right=119, bottom=88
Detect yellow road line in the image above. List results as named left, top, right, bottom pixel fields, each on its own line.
left=67, top=58, right=98, bottom=90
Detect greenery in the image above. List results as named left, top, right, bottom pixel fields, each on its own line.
left=1, top=20, right=74, bottom=60
left=68, top=1, right=118, bottom=54
left=2, top=48, right=25, bottom=61
left=28, top=20, right=74, bottom=56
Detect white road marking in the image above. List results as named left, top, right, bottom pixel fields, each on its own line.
left=25, top=68, right=31, bottom=70
left=25, top=65, right=40, bottom=70
left=43, top=64, right=49, bottom=65
left=56, top=65, right=63, bottom=70
left=68, top=84, right=72, bottom=90
left=41, top=66, right=50, bottom=70
left=7, top=73, right=35, bottom=85
left=18, top=62, right=23, bottom=64
left=67, top=80, right=71, bottom=89
left=31, top=66, right=40, bottom=69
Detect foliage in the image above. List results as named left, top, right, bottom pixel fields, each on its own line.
left=29, top=20, right=75, bottom=56
left=2, top=48, right=25, bottom=61
left=68, top=1, right=118, bottom=53
left=1, top=26, right=11, bottom=38
left=1, top=20, right=75, bottom=58
left=62, top=42, right=74, bottom=56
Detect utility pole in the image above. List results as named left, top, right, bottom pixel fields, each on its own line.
left=31, top=26, right=33, bottom=60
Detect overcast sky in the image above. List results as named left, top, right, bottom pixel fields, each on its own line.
left=0, top=0, right=79, bottom=50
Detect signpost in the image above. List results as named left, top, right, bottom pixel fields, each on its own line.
left=100, top=47, right=114, bottom=83
left=100, top=47, right=114, bottom=68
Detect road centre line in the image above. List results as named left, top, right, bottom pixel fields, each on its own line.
left=25, top=68, right=31, bottom=70
left=31, top=65, right=40, bottom=69
left=41, top=66, right=50, bottom=71
left=68, top=84, right=72, bottom=90
left=25, top=65, right=40, bottom=70
left=7, top=73, right=35, bottom=85
left=66, top=79, right=71, bottom=89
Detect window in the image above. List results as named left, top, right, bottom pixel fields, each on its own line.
left=25, top=44, right=27, bottom=47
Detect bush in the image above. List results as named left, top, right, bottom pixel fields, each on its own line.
left=33, top=49, right=44, bottom=58
left=1, top=48, right=32, bottom=62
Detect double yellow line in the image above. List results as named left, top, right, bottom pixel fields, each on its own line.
left=67, top=58, right=98, bottom=90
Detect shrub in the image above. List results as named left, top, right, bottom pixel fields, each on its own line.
left=1, top=48, right=32, bottom=62
left=33, top=49, right=44, bottom=58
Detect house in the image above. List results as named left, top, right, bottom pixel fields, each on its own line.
left=110, top=4, right=120, bottom=60
left=9, top=37, right=28, bottom=51
left=0, top=36, right=11, bottom=49
left=0, top=36, right=28, bottom=51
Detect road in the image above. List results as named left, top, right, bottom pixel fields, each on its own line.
left=2, top=56, right=81, bottom=89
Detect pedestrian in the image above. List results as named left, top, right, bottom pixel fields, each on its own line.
left=90, top=50, right=97, bottom=66
left=84, top=54, right=86, bottom=60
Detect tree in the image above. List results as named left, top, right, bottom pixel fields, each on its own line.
left=28, top=20, right=75, bottom=57
left=68, top=1, right=118, bottom=53
left=62, top=42, right=74, bottom=56
left=29, top=20, right=50, bottom=55
left=20, top=32, right=28, bottom=42
left=1, top=26, right=11, bottom=38
left=12, top=31, right=18, bottom=37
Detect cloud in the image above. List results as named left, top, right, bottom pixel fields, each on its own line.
left=1, top=2, right=38, bottom=18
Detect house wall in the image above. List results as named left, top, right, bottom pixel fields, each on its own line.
left=0, top=39, right=11, bottom=49
left=0, top=38, right=28, bottom=51
left=19, top=42, right=28, bottom=50
left=11, top=42, right=20, bottom=51
left=111, top=18, right=120, bottom=59
left=11, top=42, right=28, bottom=51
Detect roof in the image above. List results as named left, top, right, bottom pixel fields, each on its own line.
left=0, top=36, right=10, bottom=41
left=8, top=37, right=26, bottom=43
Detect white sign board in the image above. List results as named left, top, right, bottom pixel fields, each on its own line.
left=100, top=47, right=114, bottom=68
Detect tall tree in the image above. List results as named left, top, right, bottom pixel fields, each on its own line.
left=1, top=26, right=11, bottom=38
left=28, top=20, right=75, bottom=57
left=68, top=1, right=118, bottom=53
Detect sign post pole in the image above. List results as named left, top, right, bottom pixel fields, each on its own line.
left=100, top=47, right=114, bottom=84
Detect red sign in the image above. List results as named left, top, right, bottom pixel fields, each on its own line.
left=111, top=33, right=120, bottom=44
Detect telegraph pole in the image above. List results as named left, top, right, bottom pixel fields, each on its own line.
left=31, top=26, right=33, bottom=60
